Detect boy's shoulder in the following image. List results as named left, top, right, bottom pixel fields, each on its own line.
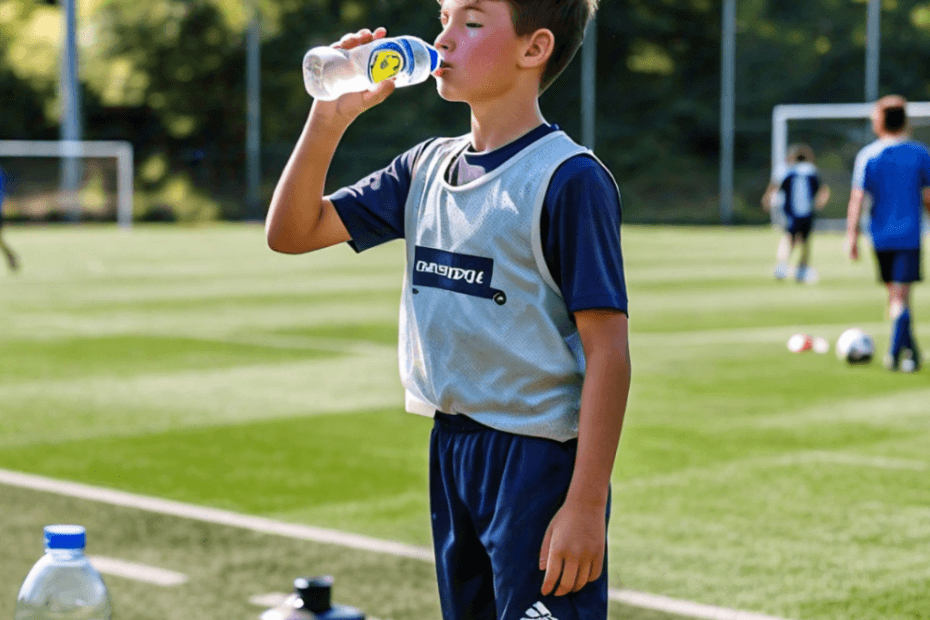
left=552, top=147, right=619, bottom=194
left=408, top=133, right=470, bottom=170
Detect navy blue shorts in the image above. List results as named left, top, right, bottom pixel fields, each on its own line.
left=429, top=412, right=609, bottom=620
left=875, top=248, right=922, bottom=284
left=785, top=216, right=813, bottom=240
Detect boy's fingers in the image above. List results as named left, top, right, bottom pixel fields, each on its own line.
left=335, top=29, right=374, bottom=50
left=591, top=553, right=604, bottom=583
left=538, top=523, right=553, bottom=570
left=540, top=556, right=561, bottom=596
left=555, top=559, right=578, bottom=596
left=571, top=560, right=592, bottom=593
left=363, top=79, right=396, bottom=107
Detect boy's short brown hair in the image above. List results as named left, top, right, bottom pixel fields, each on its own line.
left=874, top=94, right=908, bottom=134
left=786, top=143, right=815, bottom=164
left=505, top=0, right=599, bottom=93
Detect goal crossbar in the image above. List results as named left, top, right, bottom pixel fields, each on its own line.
left=0, top=140, right=134, bottom=229
left=771, top=102, right=930, bottom=175
left=770, top=102, right=930, bottom=231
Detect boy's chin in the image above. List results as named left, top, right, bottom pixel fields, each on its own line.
left=435, top=83, right=461, bottom=102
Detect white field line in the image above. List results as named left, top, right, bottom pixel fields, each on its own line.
left=611, top=590, right=793, bottom=620
left=248, top=593, right=290, bottom=608
left=88, top=556, right=189, bottom=586
left=0, top=468, right=799, bottom=620
left=0, top=469, right=432, bottom=563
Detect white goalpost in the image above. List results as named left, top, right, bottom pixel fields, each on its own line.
left=770, top=101, right=930, bottom=231
left=0, top=140, right=134, bottom=229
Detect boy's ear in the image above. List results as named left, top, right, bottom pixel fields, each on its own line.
left=519, top=28, right=554, bottom=69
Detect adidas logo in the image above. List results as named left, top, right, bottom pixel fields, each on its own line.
left=520, top=601, right=558, bottom=620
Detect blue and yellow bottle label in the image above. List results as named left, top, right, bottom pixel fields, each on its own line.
left=369, top=41, right=407, bottom=83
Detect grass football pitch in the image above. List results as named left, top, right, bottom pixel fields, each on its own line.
left=0, top=224, right=927, bottom=620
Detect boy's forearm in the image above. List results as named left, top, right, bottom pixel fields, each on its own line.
left=565, top=337, right=631, bottom=508
left=846, top=189, right=864, bottom=235
left=266, top=105, right=351, bottom=249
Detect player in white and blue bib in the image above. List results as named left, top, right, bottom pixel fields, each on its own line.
left=846, top=95, right=930, bottom=372
left=0, top=166, right=20, bottom=272
left=267, top=3, right=629, bottom=618
left=762, top=144, right=830, bottom=283
left=329, top=122, right=627, bottom=620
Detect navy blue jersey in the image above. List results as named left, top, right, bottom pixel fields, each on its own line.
left=778, top=162, right=820, bottom=219
left=330, top=124, right=627, bottom=316
left=853, top=138, right=930, bottom=250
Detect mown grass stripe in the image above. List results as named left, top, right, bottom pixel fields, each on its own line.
left=0, top=469, right=798, bottom=620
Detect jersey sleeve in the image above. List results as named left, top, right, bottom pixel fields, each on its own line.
left=329, top=139, right=436, bottom=253
left=852, top=148, right=869, bottom=190
left=541, top=155, right=628, bottom=316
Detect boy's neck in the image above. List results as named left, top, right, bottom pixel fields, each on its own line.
left=468, top=95, right=547, bottom=153
left=877, top=130, right=908, bottom=141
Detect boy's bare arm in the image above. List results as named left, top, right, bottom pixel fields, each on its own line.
left=266, top=28, right=396, bottom=254
left=815, top=185, right=830, bottom=210
left=540, top=309, right=630, bottom=597
left=846, top=188, right=866, bottom=261
left=761, top=182, right=778, bottom=212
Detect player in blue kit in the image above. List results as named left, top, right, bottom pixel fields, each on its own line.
left=762, top=143, right=830, bottom=283
left=266, top=1, right=630, bottom=619
left=0, top=166, right=20, bottom=272
left=846, top=95, right=930, bottom=372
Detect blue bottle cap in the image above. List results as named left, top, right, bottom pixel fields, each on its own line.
left=427, top=46, right=441, bottom=72
left=44, top=525, right=86, bottom=550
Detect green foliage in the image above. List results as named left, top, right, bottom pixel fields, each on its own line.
left=2, top=0, right=930, bottom=221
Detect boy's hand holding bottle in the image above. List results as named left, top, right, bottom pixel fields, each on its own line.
left=304, top=28, right=442, bottom=124
left=308, top=28, right=397, bottom=124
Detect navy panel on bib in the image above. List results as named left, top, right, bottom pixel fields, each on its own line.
left=413, top=246, right=507, bottom=304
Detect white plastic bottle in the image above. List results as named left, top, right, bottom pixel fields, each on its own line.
left=303, top=35, right=441, bottom=101
left=14, top=525, right=112, bottom=620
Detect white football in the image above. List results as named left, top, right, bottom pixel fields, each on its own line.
left=836, top=328, right=874, bottom=364
left=787, top=333, right=812, bottom=353
left=812, top=336, right=829, bottom=354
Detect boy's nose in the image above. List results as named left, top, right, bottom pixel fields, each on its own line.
left=434, top=33, right=453, bottom=54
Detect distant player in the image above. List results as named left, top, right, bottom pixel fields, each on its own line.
left=846, top=95, right=930, bottom=372
left=762, top=143, right=830, bottom=283
left=0, top=166, right=20, bottom=272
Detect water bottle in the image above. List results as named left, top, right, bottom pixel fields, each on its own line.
left=260, top=575, right=365, bottom=620
left=14, top=525, right=112, bottom=620
left=303, top=35, right=441, bottom=101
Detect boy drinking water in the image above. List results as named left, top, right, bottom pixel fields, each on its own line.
left=267, top=2, right=630, bottom=618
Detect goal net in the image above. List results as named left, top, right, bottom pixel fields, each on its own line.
left=0, top=140, right=134, bottom=228
left=770, top=102, right=930, bottom=232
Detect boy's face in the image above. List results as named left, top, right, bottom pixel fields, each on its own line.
left=434, top=0, right=525, bottom=103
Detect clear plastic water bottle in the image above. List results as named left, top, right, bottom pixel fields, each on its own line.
left=303, top=35, right=441, bottom=101
left=14, top=525, right=112, bottom=620
left=260, top=575, right=365, bottom=620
